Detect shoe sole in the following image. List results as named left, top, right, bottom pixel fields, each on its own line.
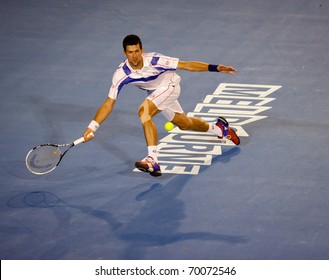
left=227, top=128, right=240, bottom=145
left=135, top=162, right=162, bottom=177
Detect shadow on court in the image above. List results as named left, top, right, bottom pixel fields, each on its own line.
left=6, top=172, right=247, bottom=259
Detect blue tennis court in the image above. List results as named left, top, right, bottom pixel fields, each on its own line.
left=1, top=0, right=329, bottom=260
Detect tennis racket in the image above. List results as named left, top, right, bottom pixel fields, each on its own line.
left=25, top=133, right=93, bottom=175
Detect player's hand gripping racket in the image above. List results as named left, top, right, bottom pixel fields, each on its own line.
left=25, top=133, right=94, bottom=175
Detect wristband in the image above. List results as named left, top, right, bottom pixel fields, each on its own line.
left=88, top=120, right=100, bottom=132
left=208, top=64, right=219, bottom=72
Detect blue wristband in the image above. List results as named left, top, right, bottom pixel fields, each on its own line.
left=208, top=64, right=219, bottom=72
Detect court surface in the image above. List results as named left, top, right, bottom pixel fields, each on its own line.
left=1, top=0, right=329, bottom=260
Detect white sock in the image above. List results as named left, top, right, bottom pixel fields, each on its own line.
left=148, top=146, right=158, bottom=162
left=207, top=123, right=223, bottom=137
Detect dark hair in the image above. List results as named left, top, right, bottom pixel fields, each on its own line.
left=122, top=34, right=142, bottom=51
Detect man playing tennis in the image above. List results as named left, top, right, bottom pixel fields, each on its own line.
left=83, top=34, right=239, bottom=176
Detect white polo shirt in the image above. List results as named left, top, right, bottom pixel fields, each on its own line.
left=108, top=52, right=181, bottom=100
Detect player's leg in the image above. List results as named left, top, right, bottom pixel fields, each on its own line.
left=137, top=99, right=160, bottom=147
left=170, top=112, right=240, bottom=145
left=135, top=99, right=162, bottom=176
left=171, top=113, right=208, bottom=132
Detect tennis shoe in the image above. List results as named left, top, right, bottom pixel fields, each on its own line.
left=216, top=116, right=240, bottom=145
left=135, top=156, right=162, bottom=177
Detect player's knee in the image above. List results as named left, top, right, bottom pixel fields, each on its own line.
left=138, top=104, right=151, bottom=124
left=138, top=105, right=144, bottom=117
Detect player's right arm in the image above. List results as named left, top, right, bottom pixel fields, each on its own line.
left=83, top=97, right=116, bottom=142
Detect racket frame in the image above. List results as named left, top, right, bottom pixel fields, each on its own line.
left=25, top=135, right=91, bottom=175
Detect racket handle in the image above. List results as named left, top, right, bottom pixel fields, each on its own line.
left=73, top=132, right=94, bottom=146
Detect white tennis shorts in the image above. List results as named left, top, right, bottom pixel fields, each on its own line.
left=146, top=84, right=184, bottom=121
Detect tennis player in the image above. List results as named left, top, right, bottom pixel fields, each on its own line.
left=83, top=34, right=239, bottom=176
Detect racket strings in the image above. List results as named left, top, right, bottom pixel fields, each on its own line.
left=26, top=145, right=61, bottom=174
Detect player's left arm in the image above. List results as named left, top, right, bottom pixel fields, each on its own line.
left=177, top=60, right=237, bottom=75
